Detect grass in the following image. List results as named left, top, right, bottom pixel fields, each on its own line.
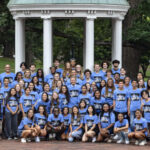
left=0, top=57, right=150, bottom=80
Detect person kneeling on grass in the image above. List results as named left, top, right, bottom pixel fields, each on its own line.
left=18, top=109, right=37, bottom=143
left=128, top=109, right=147, bottom=146
left=82, top=105, right=97, bottom=143
left=97, top=103, right=115, bottom=142
left=68, top=106, right=83, bottom=142
left=113, top=113, right=130, bottom=144
left=46, top=107, right=64, bottom=140
left=34, top=105, right=47, bottom=142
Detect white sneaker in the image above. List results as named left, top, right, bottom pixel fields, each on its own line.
left=49, top=134, right=53, bottom=139
left=125, top=140, right=130, bottom=144
left=92, top=137, right=96, bottom=143
left=52, top=133, right=56, bottom=138
left=35, top=136, right=40, bottom=143
left=113, top=134, right=119, bottom=140
left=21, top=138, right=26, bottom=143
left=117, top=139, right=124, bottom=144
left=107, top=139, right=112, bottom=143
left=135, top=140, right=139, bottom=145
left=139, top=140, right=147, bottom=146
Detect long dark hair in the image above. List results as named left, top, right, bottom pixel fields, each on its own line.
left=71, top=106, right=80, bottom=123
left=6, top=88, right=17, bottom=104
left=87, top=105, right=95, bottom=115
left=14, top=72, right=23, bottom=81
left=38, top=105, right=48, bottom=118
left=100, top=103, right=111, bottom=119
left=147, top=79, right=150, bottom=91
left=27, top=108, right=34, bottom=121
left=59, top=85, right=70, bottom=103
left=37, top=69, right=44, bottom=81
left=32, top=76, right=39, bottom=86
left=28, top=82, right=36, bottom=92
left=41, top=92, right=49, bottom=102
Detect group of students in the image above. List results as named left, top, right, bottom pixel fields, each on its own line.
left=0, top=58, right=150, bottom=146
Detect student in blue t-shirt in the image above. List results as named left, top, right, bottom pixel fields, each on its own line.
left=97, top=103, right=115, bottom=142
left=67, top=77, right=81, bottom=108
left=124, top=77, right=132, bottom=91
left=23, top=70, right=32, bottom=88
left=101, top=78, right=115, bottom=109
left=36, top=69, right=44, bottom=86
left=111, top=60, right=120, bottom=75
left=91, top=64, right=104, bottom=88
left=82, top=105, right=97, bottom=143
left=90, top=90, right=105, bottom=115
left=68, top=106, right=83, bottom=142
left=59, top=85, right=70, bottom=110
left=20, top=87, right=33, bottom=118
left=5, top=88, right=19, bottom=139
left=79, top=99, right=87, bottom=122
left=0, top=88, right=4, bottom=121
left=35, top=92, right=51, bottom=114
left=11, top=72, right=23, bottom=88
left=44, top=66, right=56, bottom=83
left=47, top=107, right=64, bottom=140
left=18, top=109, right=37, bottom=143
left=128, top=109, right=147, bottom=146
left=78, top=85, right=92, bottom=106
left=34, top=105, right=47, bottom=142
left=100, top=61, right=109, bottom=77
left=54, top=59, right=63, bottom=78
left=61, top=107, right=71, bottom=140
left=28, top=82, right=39, bottom=106
left=113, top=79, right=129, bottom=120
left=32, top=76, right=43, bottom=93
left=141, top=90, right=150, bottom=136
left=113, top=113, right=129, bottom=144
left=82, top=69, right=94, bottom=85
left=128, top=80, right=141, bottom=130
left=0, top=64, right=15, bottom=87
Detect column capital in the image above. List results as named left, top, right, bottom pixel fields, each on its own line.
left=41, top=16, right=52, bottom=20
left=86, top=16, right=97, bottom=20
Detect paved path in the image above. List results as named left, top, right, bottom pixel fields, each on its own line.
left=0, top=140, right=150, bottom=150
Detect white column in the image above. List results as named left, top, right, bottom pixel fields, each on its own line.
left=83, top=19, right=86, bottom=70
left=43, top=17, right=53, bottom=76
left=15, top=18, right=25, bottom=73
left=85, top=17, right=95, bottom=71
left=112, top=18, right=123, bottom=67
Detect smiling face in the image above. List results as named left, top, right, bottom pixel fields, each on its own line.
left=42, top=93, right=48, bottom=101
left=5, top=64, right=11, bottom=73
left=10, top=88, right=16, bottom=96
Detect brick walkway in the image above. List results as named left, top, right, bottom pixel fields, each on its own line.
left=0, top=140, right=150, bottom=150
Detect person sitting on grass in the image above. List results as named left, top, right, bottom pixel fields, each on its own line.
left=113, top=113, right=130, bottom=144
left=46, top=107, right=64, bottom=140
left=128, top=109, right=147, bottom=146
left=34, top=105, right=47, bottom=142
left=18, top=109, right=37, bottom=143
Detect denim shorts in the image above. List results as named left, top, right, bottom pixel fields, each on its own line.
left=17, top=130, right=22, bottom=137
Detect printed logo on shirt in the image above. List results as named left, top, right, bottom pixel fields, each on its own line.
left=94, top=76, right=102, bottom=83
left=70, top=90, right=79, bottom=97
left=30, top=94, right=35, bottom=102
left=87, top=119, right=94, bottom=127
left=116, top=94, right=126, bottom=101
left=39, top=81, right=43, bottom=85
left=24, top=82, right=29, bottom=88
left=72, top=119, right=80, bottom=126
left=135, top=123, right=143, bottom=131
left=131, top=93, right=140, bottom=101
left=8, top=77, right=13, bottom=83
left=4, top=91, right=9, bottom=98
left=101, top=116, right=109, bottom=123
left=106, top=92, right=113, bottom=99
left=143, top=105, right=150, bottom=113
left=48, top=95, right=52, bottom=101
left=9, top=100, right=18, bottom=107
left=24, top=99, right=32, bottom=107
left=28, top=122, right=32, bottom=127
left=80, top=112, right=86, bottom=118
left=64, top=119, right=69, bottom=126
left=37, top=118, right=46, bottom=126
left=62, top=98, right=68, bottom=105
left=51, top=120, right=61, bottom=127
left=94, top=103, right=102, bottom=110
left=0, top=94, right=3, bottom=100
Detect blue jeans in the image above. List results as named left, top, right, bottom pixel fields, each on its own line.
left=68, top=130, right=82, bottom=142
left=117, top=131, right=129, bottom=141
left=5, top=111, right=18, bottom=138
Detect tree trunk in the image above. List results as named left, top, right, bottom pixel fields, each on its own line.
left=3, top=43, right=14, bottom=58
left=25, top=50, right=33, bottom=68
left=122, top=0, right=144, bottom=79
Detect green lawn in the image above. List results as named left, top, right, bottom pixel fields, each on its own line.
left=0, top=57, right=150, bottom=80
